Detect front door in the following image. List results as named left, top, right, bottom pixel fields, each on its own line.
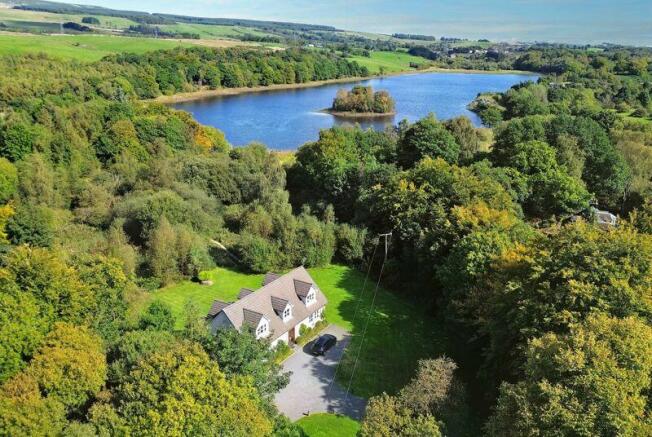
left=288, top=327, right=296, bottom=344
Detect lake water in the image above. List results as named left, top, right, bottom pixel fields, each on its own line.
left=173, top=71, right=537, bottom=150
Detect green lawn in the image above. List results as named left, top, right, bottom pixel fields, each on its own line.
left=148, top=264, right=447, bottom=398
left=150, top=267, right=265, bottom=328
left=297, top=414, right=360, bottom=437
left=0, top=33, right=195, bottom=61
left=348, top=50, right=431, bottom=74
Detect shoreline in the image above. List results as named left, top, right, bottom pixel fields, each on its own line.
left=152, top=67, right=539, bottom=104
left=320, top=108, right=396, bottom=118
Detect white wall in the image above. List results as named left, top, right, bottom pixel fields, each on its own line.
left=271, top=331, right=289, bottom=348
left=295, top=306, right=325, bottom=337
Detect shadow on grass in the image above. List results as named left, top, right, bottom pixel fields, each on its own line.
left=331, top=267, right=448, bottom=398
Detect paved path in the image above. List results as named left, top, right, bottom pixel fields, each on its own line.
left=274, top=325, right=367, bottom=421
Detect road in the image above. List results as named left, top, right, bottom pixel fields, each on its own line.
left=274, top=325, right=367, bottom=421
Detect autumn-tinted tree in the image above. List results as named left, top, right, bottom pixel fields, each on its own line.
left=360, top=393, right=441, bottom=437
left=488, top=314, right=652, bottom=436
left=92, top=341, right=273, bottom=436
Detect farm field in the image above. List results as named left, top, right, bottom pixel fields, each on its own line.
left=347, top=50, right=431, bottom=73
left=159, top=22, right=276, bottom=39
left=149, top=264, right=447, bottom=398
left=0, top=6, right=138, bottom=30
left=0, top=33, right=197, bottom=61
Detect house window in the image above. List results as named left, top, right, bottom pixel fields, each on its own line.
left=305, top=289, right=315, bottom=305
left=309, top=312, right=315, bottom=323
left=283, top=307, right=291, bottom=321
left=256, top=322, right=268, bottom=337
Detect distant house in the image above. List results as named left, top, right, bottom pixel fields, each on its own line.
left=570, top=207, right=618, bottom=228
left=206, top=267, right=327, bottom=348
left=593, top=208, right=618, bottom=228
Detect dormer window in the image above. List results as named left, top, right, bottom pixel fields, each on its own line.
left=283, top=306, right=292, bottom=321
left=256, top=320, right=268, bottom=338
left=305, top=289, right=315, bottom=306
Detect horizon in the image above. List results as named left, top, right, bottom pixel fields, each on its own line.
left=62, top=0, right=652, bottom=46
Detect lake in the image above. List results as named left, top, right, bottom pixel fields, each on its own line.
left=172, top=71, right=537, bottom=150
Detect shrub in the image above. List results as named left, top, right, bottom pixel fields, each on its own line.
left=273, top=341, right=292, bottom=363
left=138, top=301, right=175, bottom=331
left=296, top=320, right=329, bottom=346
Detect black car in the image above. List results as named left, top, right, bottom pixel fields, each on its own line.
left=310, top=334, right=337, bottom=356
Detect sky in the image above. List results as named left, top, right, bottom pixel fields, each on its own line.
left=70, top=0, right=652, bottom=46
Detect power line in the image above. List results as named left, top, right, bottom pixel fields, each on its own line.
left=343, top=232, right=391, bottom=404
left=326, top=239, right=379, bottom=407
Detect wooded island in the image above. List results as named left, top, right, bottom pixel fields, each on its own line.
left=326, top=85, right=396, bottom=117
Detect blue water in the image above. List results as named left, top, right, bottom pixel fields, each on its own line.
left=173, top=71, right=537, bottom=150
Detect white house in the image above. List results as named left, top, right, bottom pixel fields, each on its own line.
left=206, top=267, right=327, bottom=348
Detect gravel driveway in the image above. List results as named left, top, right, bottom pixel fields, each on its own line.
left=274, top=325, right=367, bottom=421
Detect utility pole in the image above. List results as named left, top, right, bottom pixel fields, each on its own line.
left=379, top=232, right=392, bottom=259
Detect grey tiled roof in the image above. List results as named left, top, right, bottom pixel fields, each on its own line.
left=242, top=308, right=264, bottom=327
left=271, top=296, right=289, bottom=315
left=293, top=279, right=312, bottom=298
left=211, top=267, right=327, bottom=341
left=263, top=272, right=281, bottom=286
left=207, top=300, right=230, bottom=317
left=238, top=288, right=254, bottom=299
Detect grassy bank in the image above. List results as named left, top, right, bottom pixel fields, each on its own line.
left=147, top=264, right=447, bottom=398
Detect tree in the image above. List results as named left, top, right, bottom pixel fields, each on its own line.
left=207, top=327, right=290, bottom=400
left=470, top=222, right=652, bottom=383
left=1, top=246, right=94, bottom=328
left=0, top=372, right=67, bottom=437
left=147, top=216, right=179, bottom=284
left=6, top=203, right=55, bottom=247
left=360, top=393, right=441, bottom=437
left=93, top=341, right=273, bottom=436
left=398, top=114, right=460, bottom=167
left=24, top=323, right=106, bottom=411
left=182, top=299, right=210, bottom=344
left=0, top=119, right=35, bottom=161
left=487, top=314, right=652, bottom=436
left=107, top=329, right=178, bottom=385
left=399, top=357, right=458, bottom=415
left=491, top=141, right=591, bottom=217
left=0, top=284, right=43, bottom=383
left=0, top=157, right=17, bottom=202
left=526, top=168, right=591, bottom=217
left=0, top=203, right=13, bottom=244
left=335, top=224, right=367, bottom=264
left=443, top=116, right=482, bottom=162
left=74, top=255, right=130, bottom=344
left=138, top=301, right=175, bottom=331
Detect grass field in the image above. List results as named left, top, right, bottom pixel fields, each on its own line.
left=159, top=22, right=275, bottom=39
left=348, top=50, right=431, bottom=74
left=0, top=7, right=138, bottom=30
left=0, top=33, right=196, bottom=61
left=297, top=414, right=360, bottom=437
left=148, top=264, right=447, bottom=398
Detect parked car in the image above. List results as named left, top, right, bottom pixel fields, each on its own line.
left=310, top=334, right=337, bottom=356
